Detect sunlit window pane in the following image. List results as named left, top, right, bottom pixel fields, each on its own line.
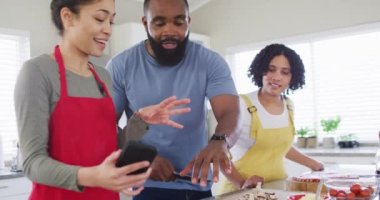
left=0, top=28, right=30, bottom=162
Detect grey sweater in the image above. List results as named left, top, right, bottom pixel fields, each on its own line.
left=14, top=54, right=148, bottom=191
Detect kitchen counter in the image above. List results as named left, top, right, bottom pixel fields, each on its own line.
left=208, top=164, right=377, bottom=200
left=297, top=146, right=377, bottom=165
left=299, top=146, right=376, bottom=157
left=324, top=163, right=375, bottom=173
left=0, top=169, right=23, bottom=180
left=202, top=188, right=306, bottom=200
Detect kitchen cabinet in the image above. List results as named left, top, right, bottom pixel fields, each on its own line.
left=110, top=22, right=146, bottom=56
left=0, top=177, right=31, bottom=200
left=0, top=177, right=134, bottom=200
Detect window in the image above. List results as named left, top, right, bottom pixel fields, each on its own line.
left=0, top=28, right=30, bottom=162
left=227, top=23, right=380, bottom=142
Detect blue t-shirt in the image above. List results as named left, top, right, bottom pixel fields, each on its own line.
left=106, top=40, right=237, bottom=190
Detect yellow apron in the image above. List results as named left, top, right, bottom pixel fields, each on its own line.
left=220, top=94, right=295, bottom=193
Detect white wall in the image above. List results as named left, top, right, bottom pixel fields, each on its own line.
left=0, top=0, right=59, bottom=58
left=3, top=0, right=380, bottom=57
left=0, top=0, right=143, bottom=58
left=190, top=0, right=380, bottom=55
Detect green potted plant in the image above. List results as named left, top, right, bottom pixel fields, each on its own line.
left=305, top=130, right=318, bottom=148
left=320, top=116, right=341, bottom=148
left=296, top=127, right=318, bottom=149
left=338, top=133, right=359, bottom=148
left=296, top=127, right=310, bottom=148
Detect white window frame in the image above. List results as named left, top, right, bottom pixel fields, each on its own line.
left=0, top=28, right=30, bottom=165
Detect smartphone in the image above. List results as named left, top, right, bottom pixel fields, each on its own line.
left=116, top=141, right=157, bottom=175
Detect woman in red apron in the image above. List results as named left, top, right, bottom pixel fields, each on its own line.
left=14, top=1, right=190, bottom=200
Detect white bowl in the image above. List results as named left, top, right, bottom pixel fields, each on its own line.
left=324, top=175, right=378, bottom=200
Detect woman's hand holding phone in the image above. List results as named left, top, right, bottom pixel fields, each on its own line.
left=77, top=149, right=152, bottom=196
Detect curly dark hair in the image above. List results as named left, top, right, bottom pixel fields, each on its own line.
left=247, top=43, right=305, bottom=93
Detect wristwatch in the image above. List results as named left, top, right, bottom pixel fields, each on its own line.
left=210, top=134, right=226, bottom=141
left=210, top=134, right=230, bottom=148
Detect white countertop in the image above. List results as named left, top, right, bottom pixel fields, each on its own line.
left=203, top=188, right=305, bottom=200
left=210, top=164, right=376, bottom=199
left=0, top=169, right=23, bottom=180
left=299, top=146, right=376, bottom=157
left=324, top=163, right=375, bottom=174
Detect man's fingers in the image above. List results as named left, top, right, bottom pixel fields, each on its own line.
left=151, top=156, right=175, bottom=181
left=179, top=160, right=194, bottom=176
left=165, top=120, right=184, bottom=129
left=165, top=98, right=191, bottom=109
left=212, top=160, right=220, bottom=182
left=158, top=96, right=177, bottom=108
left=161, top=160, right=175, bottom=181
left=190, top=156, right=204, bottom=184
left=199, top=158, right=211, bottom=187
left=169, top=107, right=191, bottom=115
left=220, top=153, right=231, bottom=174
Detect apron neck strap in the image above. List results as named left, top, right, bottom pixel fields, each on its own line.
left=54, top=45, right=68, bottom=97
left=54, top=45, right=111, bottom=98
left=88, top=63, right=111, bottom=97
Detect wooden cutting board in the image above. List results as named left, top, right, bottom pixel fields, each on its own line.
left=205, top=189, right=310, bottom=200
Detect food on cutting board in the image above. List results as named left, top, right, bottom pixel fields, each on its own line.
left=287, top=194, right=306, bottom=200
left=298, top=194, right=316, bottom=200
left=288, top=193, right=326, bottom=200
left=236, top=183, right=278, bottom=200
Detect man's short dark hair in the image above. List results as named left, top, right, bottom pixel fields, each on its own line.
left=143, top=0, right=189, bottom=14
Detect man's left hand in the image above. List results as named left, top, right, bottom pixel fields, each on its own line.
left=179, top=140, right=231, bottom=187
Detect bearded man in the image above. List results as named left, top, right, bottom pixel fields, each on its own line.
left=106, top=0, right=240, bottom=199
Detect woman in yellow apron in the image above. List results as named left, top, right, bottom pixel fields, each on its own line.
left=219, top=44, right=324, bottom=194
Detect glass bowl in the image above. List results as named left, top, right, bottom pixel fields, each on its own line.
left=324, top=175, right=378, bottom=200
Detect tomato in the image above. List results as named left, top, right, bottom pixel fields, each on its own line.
left=360, top=188, right=371, bottom=197
left=336, top=190, right=346, bottom=198
left=345, top=192, right=356, bottom=200
left=288, top=194, right=305, bottom=200
left=350, top=183, right=362, bottom=194
left=367, top=185, right=375, bottom=194
left=329, top=188, right=338, bottom=197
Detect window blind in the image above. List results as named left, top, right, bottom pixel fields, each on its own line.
left=0, top=28, right=30, bottom=162
left=311, top=32, right=380, bottom=142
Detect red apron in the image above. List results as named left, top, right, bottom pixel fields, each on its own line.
left=29, top=45, right=119, bottom=200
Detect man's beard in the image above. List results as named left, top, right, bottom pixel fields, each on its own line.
left=147, top=33, right=189, bottom=66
